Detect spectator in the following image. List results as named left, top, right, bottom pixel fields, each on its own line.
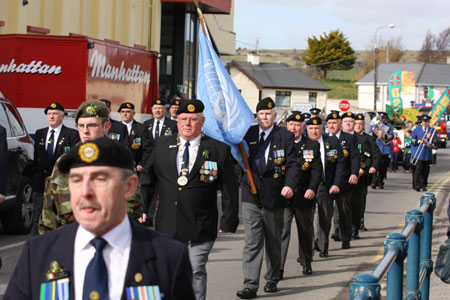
left=390, top=132, right=402, bottom=172
left=403, top=130, right=412, bottom=172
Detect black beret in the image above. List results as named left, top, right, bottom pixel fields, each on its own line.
left=99, top=99, right=111, bottom=109
left=355, top=113, right=365, bottom=120
left=58, top=137, right=135, bottom=174
left=378, top=112, right=388, bottom=118
left=152, top=98, right=166, bottom=106
left=176, top=99, right=204, bottom=115
left=170, top=98, right=183, bottom=107
left=368, top=112, right=376, bottom=119
left=75, top=100, right=109, bottom=123
left=44, top=102, right=65, bottom=114
left=310, top=108, right=321, bottom=115
left=416, top=115, right=423, bottom=120
left=118, top=102, right=135, bottom=112
left=330, top=110, right=340, bottom=114
left=422, top=115, right=431, bottom=121
left=341, top=112, right=355, bottom=119
left=286, top=112, right=304, bottom=123
left=256, top=97, right=275, bottom=112
left=326, top=112, right=340, bottom=121
left=306, top=117, right=322, bottom=126
left=301, top=113, right=311, bottom=119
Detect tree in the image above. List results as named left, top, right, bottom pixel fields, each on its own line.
left=302, top=30, right=356, bottom=80
left=417, top=27, right=450, bottom=63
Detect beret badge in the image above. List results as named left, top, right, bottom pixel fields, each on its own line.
left=267, top=102, right=273, bottom=109
left=187, top=104, right=195, bottom=112
left=333, top=113, right=337, bottom=118
left=50, top=103, right=57, bottom=108
left=85, top=105, right=99, bottom=117
left=156, top=99, right=161, bottom=105
left=313, top=119, right=318, bottom=125
left=79, top=143, right=99, bottom=163
left=295, top=115, right=300, bottom=120
left=126, top=103, right=131, bottom=108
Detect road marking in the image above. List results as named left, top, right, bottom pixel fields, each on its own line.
left=0, top=241, right=26, bottom=251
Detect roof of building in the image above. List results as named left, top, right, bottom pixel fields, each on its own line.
left=229, top=60, right=331, bottom=91
left=357, top=62, right=450, bottom=87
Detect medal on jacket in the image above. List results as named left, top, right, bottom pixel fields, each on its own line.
left=178, top=168, right=188, bottom=186
left=40, top=261, right=70, bottom=300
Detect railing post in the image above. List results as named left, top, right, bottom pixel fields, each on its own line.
left=385, top=233, right=408, bottom=300
left=404, top=209, right=424, bottom=300
left=349, top=273, right=380, bottom=300
left=419, top=192, right=436, bottom=300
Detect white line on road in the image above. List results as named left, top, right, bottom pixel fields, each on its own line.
left=0, top=241, right=26, bottom=251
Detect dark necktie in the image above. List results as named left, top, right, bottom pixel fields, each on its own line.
left=83, top=237, right=109, bottom=300
left=259, top=132, right=266, bottom=172
left=47, top=129, right=55, bottom=159
left=155, top=120, right=160, bottom=140
left=182, top=141, right=190, bottom=171
left=259, top=131, right=265, bottom=145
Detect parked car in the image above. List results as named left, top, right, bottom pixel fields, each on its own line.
left=0, top=93, right=35, bottom=234
left=436, top=119, right=447, bottom=148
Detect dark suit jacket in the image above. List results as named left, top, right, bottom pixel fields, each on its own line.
left=336, top=131, right=360, bottom=191
left=4, top=220, right=195, bottom=300
left=241, top=125, right=300, bottom=209
left=108, top=118, right=130, bottom=147
left=126, top=120, right=146, bottom=165
left=356, top=132, right=382, bottom=185
left=0, top=125, right=7, bottom=195
left=148, top=134, right=239, bottom=243
left=32, top=125, right=79, bottom=193
left=289, top=137, right=322, bottom=210
left=322, top=135, right=345, bottom=195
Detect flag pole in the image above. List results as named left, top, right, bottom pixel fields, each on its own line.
left=193, top=1, right=261, bottom=208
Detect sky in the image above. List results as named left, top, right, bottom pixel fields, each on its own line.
left=233, top=0, right=450, bottom=51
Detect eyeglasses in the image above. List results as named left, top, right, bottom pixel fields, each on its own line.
left=76, top=123, right=101, bottom=130
left=178, top=117, right=201, bottom=124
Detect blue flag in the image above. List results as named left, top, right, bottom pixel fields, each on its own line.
left=196, top=25, right=254, bottom=169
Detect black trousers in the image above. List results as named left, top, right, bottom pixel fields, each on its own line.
left=413, top=160, right=431, bottom=189
left=352, top=180, right=368, bottom=231
left=334, top=189, right=353, bottom=242
left=372, top=155, right=390, bottom=186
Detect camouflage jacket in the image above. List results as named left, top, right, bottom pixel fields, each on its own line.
left=38, top=153, right=144, bottom=234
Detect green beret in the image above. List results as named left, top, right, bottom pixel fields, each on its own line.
left=75, top=100, right=109, bottom=123
left=306, top=117, right=322, bottom=126
left=44, top=102, right=65, bottom=114
left=341, top=112, right=355, bottom=120
left=286, top=112, right=304, bottom=123
left=256, top=97, right=275, bottom=112
left=176, top=99, right=204, bottom=115
left=58, top=137, right=134, bottom=174
left=118, top=102, right=135, bottom=112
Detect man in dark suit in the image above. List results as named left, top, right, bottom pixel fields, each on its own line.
left=280, top=112, right=322, bottom=278
left=327, top=112, right=360, bottom=249
left=353, top=113, right=381, bottom=235
left=5, top=138, right=195, bottom=300
left=237, top=98, right=299, bottom=299
left=147, top=100, right=239, bottom=300
left=119, top=102, right=146, bottom=167
left=140, top=98, right=178, bottom=226
left=32, top=102, right=79, bottom=236
left=168, top=98, right=183, bottom=121
left=99, top=98, right=130, bottom=147
left=0, top=124, right=6, bottom=269
left=308, top=117, right=345, bottom=258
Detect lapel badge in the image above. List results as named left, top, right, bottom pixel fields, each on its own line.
left=46, top=260, right=69, bottom=281
left=134, top=272, right=143, bottom=283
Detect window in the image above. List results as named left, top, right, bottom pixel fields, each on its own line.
left=275, top=91, right=291, bottom=107
left=4, top=103, right=25, bottom=137
left=308, top=92, right=317, bottom=104
left=0, top=103, right=10, bottom=137
left=423, top=87, right=429, bottom=98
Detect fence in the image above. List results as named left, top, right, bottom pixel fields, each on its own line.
left=349, top=192, right=436, bottom=300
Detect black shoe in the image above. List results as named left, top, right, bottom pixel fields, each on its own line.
left=379, top=183, right=384, bottom=189
left=371, top=184, right=377, bottom=189
left=342, top=241, right=351, bottom=249
left=352, top=231, right=360, bottom=239
left=423, top=187, right=427, bottom=191
left=302, top=264, right=313, bottom=275
left=319, top=251, right=329, bottom=258
left=237, top=288, right=257, bottom=299
left=279, top=269, right=284, bottom=280
left=415, top=188, right=421, bottom=192
left=263, top=281, right=277, bottom=293
left=331, top=233, right=341, bottom=242
left=313, top=240, right=320, bottom=252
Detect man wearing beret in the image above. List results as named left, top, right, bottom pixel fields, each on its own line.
left=369, top=112, right=394, bottom=189
left=280, top=112, right=322, bottom=277
left=140, top=98, right=178, bottom=226
left=411, top=115, right=437, bottom=191
left=5, top=138, right=195, bottom=300
left=307, top=117, right=345, bottom=258
left=309, top=108, right=321, bottom=118
left=169, top=98, right=183, bottom=121
left=38, top=100, right=144, bottom=234
left=146, top=99, right=239, bottom=300
left=237, top=97, right=299, bottom=299
left=327, top=112, right=360, bottom=249
left=99, top=99, right=130, bottom=147
left=352, top=114, right=381, bottom=234
left=119, top=102, right=146, bottom=167
left=32, top=102, right=79, bottom=235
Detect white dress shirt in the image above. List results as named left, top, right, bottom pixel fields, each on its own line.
left=258, top=125, right=274, bottom=164
left=152, top=117, right=165, bottom=138
left=330, top=130, right=341, bottom=139
left=318, top=136, right=326, bottom=177
left=122, top=120, right=134, bottom=135
left=74, top=216, right=132, bottom=300
left=177, top=135, right=202, bottom=174
left=46, top=124, right=63, bottom=153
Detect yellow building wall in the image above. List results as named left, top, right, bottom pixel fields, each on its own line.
left=0, top=0, right=161, bottom=51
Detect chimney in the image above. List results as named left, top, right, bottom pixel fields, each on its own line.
left=247, top=53, right=260, bottom=65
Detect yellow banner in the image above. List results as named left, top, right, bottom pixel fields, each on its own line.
left=401, top=108, right=419, bottom=123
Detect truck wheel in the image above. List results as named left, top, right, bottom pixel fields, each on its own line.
left=1, top=176, right=34, bottom=234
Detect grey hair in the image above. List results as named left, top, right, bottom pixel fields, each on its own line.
left=120, top=168, right=135, bottom=180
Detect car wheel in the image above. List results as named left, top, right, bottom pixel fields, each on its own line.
left=1, top=176, right=34, bottom=234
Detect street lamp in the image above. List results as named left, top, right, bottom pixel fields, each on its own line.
left=373, top=24, right=395, bottom=112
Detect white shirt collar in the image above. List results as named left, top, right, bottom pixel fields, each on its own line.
left=180, top=134, right=202, bottom=147
left=154, top=116, right=165, bottom=124
left=259, top=125, right=274, bottom=138
left=48, top=123, right=63, bottom=134
left=295, top=136, right=302, bottom=143
left=330, top=130, right=341, bottom=139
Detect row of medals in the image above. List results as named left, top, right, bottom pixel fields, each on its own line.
left=273, top=156, right=285, bottom=179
